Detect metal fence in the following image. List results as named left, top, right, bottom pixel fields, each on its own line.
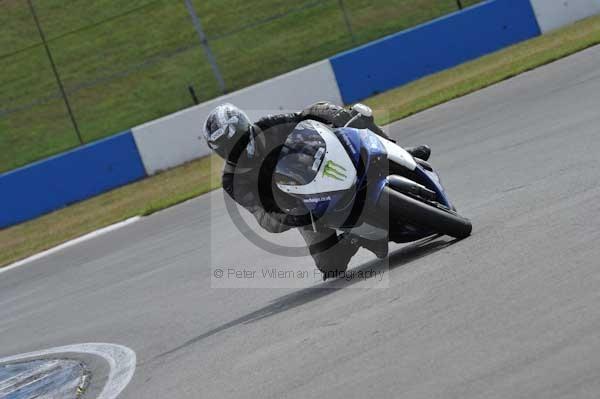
left=0, top=0, right=480, bottom=172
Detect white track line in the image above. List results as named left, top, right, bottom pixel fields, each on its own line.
left=0, top=343, right=136, bottom=399
left=1, top=216, right=141, bottom=274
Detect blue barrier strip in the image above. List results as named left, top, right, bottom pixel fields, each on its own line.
left=0, top=131, right=146, bottom=228
left=330, top=0, right=541, bottom=104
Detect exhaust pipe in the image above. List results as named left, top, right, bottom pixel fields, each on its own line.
left=387, top=175, right=437, bottom=201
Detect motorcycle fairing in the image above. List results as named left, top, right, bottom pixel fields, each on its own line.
left=276, top=120, right=357, bottom=196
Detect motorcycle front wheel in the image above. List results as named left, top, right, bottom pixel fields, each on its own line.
left=377, top=186, right=472, bottom=239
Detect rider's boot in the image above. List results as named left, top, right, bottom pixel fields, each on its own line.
left=405, top=145, right=431, bottom=161
left=355, top=237, right=389, bottom=259
left=318, top=233, right=356, bottom=281
left=320, top=263, right=349, bottom=281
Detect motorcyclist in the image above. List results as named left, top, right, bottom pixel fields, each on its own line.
left=203, top=101, right=431, bottom=278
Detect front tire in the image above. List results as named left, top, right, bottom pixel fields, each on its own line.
left=378, top=186, right=472, bottom=239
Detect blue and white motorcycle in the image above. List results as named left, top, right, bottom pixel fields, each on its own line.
left=274, top=104, right=472, bottom=246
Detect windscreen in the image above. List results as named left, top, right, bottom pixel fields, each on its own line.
left=274, top=122, right=326, bottom=187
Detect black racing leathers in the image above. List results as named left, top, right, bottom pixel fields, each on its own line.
left=221, top=102, right=389, bottom=273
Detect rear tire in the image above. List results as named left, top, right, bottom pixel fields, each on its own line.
left=378, top=186, right=472, bottom=239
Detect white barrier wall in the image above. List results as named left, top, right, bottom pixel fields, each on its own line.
left=529, top=0, right=600, bottom=32
left=132, top=60, right=342, bottom=175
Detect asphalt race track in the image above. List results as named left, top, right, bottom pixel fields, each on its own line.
left=2, top=45, right=600, bottom=398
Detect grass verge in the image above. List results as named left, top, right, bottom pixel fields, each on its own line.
left=365, top=14, right=600, bottom=125
left=2, top=14, right=600, bottom=268
left=0, top=156, right=222, bottom=267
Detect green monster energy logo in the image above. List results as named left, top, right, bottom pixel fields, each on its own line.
left=322, top=160, right=347, bottom=181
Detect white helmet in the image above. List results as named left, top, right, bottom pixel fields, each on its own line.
left=203, top=103, right=255, bottom=160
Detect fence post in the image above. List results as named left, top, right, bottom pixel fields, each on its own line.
left=27, top=0, right=83, bottom=145
left=338, top=0, right=356, bottom=44
left=183, top=0, right=226, bottom=95
left=188, top=85, right=199, bottom=105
